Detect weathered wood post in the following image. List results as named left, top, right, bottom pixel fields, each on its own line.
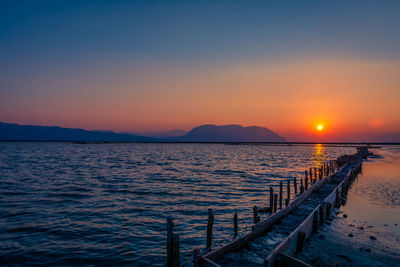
left=173, top=234, right=180, bottom=267
left=287, top=180, right=291, bottom=201
left=313, top=210, right=319, bottom=233
left=167, top=218, right=174, bottom=267
left=309, top=168, right=312, bottom=182
left=274, top=193, right=278, bottom=213
left=297, top=231, right=306, bottom=252
left=193, top=248, right=200, bottom=267
left=294, top=177, right=297, bottom=195
left=269, top=186, right=274, bottom=213
left=305, top=176, right=309, bottom=190
left=319, top=203, right=325, bottom=225
left=206, top=209, right=214, bottom=248
left=279, top=181, right=283, bottom=209
left=285, top=198, right=289, bottom=207
left=300, top=179, right=304, bottom=194
left=314, top=167, right=317, bottom=182
left=253, top=206, right=260, bottom=224
left=326, top=202, right=332, bottom=218
left=335, top=189, right=341, bottom=208
left=233, top=212, right=238, bottom=237
left=167, top=218, right=180, bottom=267
left=319, top=168, right=323, bottom=180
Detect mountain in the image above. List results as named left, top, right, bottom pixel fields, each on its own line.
left=0, top=122, right=156, bottom=142
left=177, top=124, right=286, bottom=142
left=130, top=129, right=187, bottom=139
left=369, top=132, right=400, bottom=143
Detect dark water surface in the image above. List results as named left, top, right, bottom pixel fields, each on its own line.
left=0, top=143, right=355, bottom=265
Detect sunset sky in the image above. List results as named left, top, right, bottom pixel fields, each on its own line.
left=1, top=0, right=399, bottom=141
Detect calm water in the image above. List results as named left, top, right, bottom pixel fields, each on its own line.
left=0, top=143, right=355, bottom=265
left=342, top=145, right=400, bottom=235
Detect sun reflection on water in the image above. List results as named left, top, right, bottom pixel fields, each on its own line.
left=312, top=144, right=328, bottom=168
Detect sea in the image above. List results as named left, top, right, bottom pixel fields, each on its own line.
left=0, top=143, right=360, bottom=265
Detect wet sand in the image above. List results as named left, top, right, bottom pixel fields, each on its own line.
left=294, top=146, right=400, bottom=266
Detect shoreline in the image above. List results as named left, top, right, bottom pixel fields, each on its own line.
left=294, top=147, right=400, bottom=266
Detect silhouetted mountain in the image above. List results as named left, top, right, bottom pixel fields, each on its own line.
left=130, top=129, right=187, bottom=139
left=369, top=132, right=400, bottom=143
left=178, top=124, right=286, bottom=142
left=0, top=122, right=156, bottom=142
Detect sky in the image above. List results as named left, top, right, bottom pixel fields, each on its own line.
left=1, top=0, right=400, bottom=141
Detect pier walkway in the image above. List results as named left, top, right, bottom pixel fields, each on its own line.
left=192, top=150, right=366, bottom=267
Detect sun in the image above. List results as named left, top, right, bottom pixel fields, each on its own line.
left=316, top=124, right=324, bottom=131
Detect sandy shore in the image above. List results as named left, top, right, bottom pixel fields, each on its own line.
left=294, top=147, right=400, bottom=266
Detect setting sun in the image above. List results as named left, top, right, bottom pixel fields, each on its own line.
left=317, top=124, right=324, bottom=131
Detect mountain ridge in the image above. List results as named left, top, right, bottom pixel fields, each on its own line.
left=177, top=124, right=286, bottom=142
left=0, top=122, right=156, bottom=142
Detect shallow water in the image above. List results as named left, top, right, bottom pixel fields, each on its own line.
left=0, top=143, right=355, bottom=265
left=342, top=145, right=400, bottom=235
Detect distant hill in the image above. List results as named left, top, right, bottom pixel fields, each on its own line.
left=131, top=129, right=187, bottom=139
left=0, top=122, right=156, bottom=142
left=177, top=124, right=286, bottom=142
left=369, top=132, right=400, bottom=143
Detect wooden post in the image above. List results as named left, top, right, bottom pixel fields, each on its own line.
left=274, top=193, right=278, bottom=213
left=335, top=189, right=340, bottom=208
left=253, top=206, right=260, bottom=224
left=167, top=218, right=174, bottom=267
left=319, top=203, right=325, bottom=225
left=305, top=176, right=308, bottom=190
left=287, top=180, right=291, bottom=201
left=297, top=231, right=306, bottom=252
left=285, top=198, right=289, bottom=207
left=305, top=170, right=308, bottom=183
left=326, top=202, right=332, bottom=218
left=313, top=210, right=319, bottom=233
left=269, top=186, right=274, bottom=212
left=314, top=167, right=317, bottom=181
left=193, top=248, right=200, bottom=267
left=300, top=179, right=304, bottom=194
left=233, top=212, right=238, bottom=237
left=309, top=168, right=312, bottom=182
left=293, top=178, right=297, bottom=195
left=279, top=181, right=283, bottom=209
left=206, top=209, right=214, bottom=248
left=172, top=234, right=180, bottom=267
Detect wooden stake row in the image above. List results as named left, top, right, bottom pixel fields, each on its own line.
left=167, top=159, right=339, bottom=265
